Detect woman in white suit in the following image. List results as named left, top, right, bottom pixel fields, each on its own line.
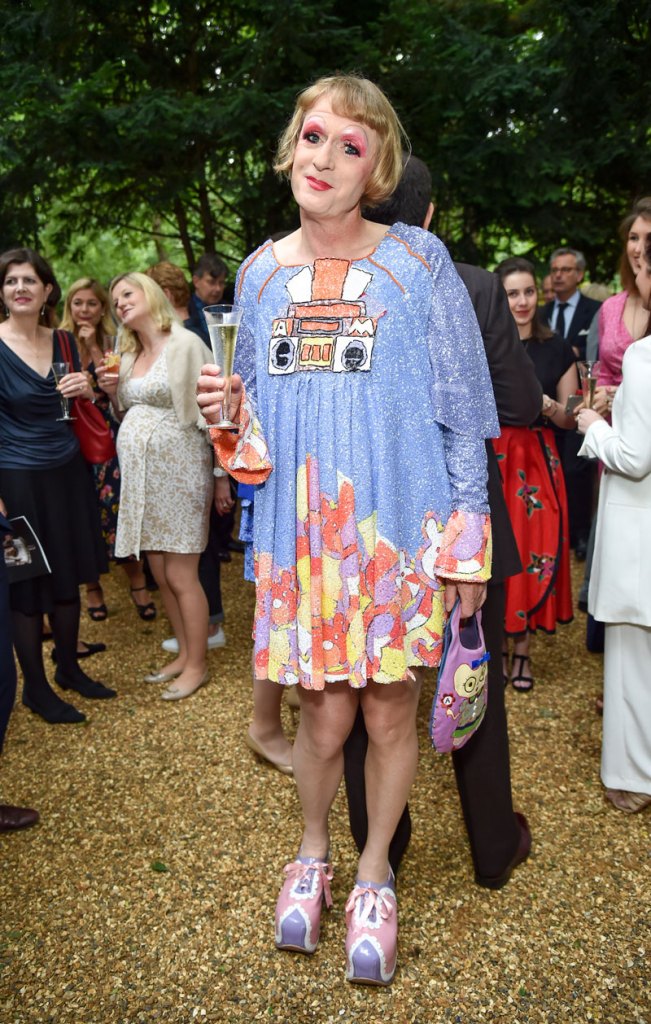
left=577, top=237, right=651, bottom=814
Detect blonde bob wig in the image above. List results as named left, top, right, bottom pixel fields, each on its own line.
left=274, top=74, right=407, bottom=208
left=60, top=277, right=116, bottom=354
left=109, top=272, right=177, bottom=354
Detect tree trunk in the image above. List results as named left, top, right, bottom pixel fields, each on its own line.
left=174, top=198, right=195, bottom=270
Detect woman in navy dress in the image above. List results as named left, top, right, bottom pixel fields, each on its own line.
left=0, top=249, right=113, bottom=724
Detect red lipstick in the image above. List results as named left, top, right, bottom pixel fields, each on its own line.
left=306, top=176, right=332, bottom=191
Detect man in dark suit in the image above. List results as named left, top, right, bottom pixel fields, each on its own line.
left=541, top=248, right=601, bottom=559
left=542, top=248, right=601, bottom=361
left=343, top=156, right=542, bottom=888
left=0, top=511, right=39, bottom=832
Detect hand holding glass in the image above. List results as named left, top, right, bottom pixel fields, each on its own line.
left=202, top=305, right=243, bottom=430
left=52, top=361, right=76, bottom=422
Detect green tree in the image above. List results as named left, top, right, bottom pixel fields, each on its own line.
left=1, top=0, right=649, bottom=283
left=0, top=0, right=378, bottom=273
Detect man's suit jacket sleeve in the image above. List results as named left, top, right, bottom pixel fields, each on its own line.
left=456, top=264, right=542, bottom=426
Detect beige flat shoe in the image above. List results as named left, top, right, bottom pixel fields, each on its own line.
left=605, top=789, right=651, bottom=814
left=245, top=732, right=293, bottom=776
left=161, top=671, right=209, bottom=701
left=143, top=669, right=181, bottom=684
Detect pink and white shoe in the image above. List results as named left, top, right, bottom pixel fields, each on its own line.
left=345, top=871, right=397, bottom=985
left=275, top=855, right=333, bottom=954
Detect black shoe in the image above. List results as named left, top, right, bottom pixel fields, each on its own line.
left=54, top=671, right=116, bottom=700
left=217, top=550, right=232, bottom=562
left=0, top=804, right=40, bottom=832
left=22, top=693, right=86, bottom=724
left=51, top=641, right=107, bottom=664
left=475, top=812, right=531, bottom=890
left=227, top=539, right=245, bottom=554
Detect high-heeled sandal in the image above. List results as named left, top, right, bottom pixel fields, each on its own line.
left=86, top=585, right=108, bottom=622
left=130, top=586, right=157, bottom=621
left=502, top=649, right=510, bottom=688
left=511, top=654, right=534, bottom=692
left=275, top=855, right=333, bottom=954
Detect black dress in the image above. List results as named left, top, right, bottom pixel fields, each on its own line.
left=0, top=330, right=107, bottom=614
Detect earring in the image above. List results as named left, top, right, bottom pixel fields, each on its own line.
left=40, top=304, right=46, bottom=317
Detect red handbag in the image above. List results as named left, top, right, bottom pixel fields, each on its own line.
left=56, top=331, right=117, bottom=464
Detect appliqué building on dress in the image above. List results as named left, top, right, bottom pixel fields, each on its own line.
left=269, top=261, right=379, bottom=375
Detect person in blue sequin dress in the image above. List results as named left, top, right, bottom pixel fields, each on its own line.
left=198, top=75, right=498, bottom=985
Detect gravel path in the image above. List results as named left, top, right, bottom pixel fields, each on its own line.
left=1, top=557, right=648, bottom=1023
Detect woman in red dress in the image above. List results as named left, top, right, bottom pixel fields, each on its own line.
left=494, top=258, right=577, bottom=691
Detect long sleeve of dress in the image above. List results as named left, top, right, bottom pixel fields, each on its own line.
left=416, top=241, right=499, bottom=583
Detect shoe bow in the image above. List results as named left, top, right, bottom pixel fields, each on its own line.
left=283, top=859, right=334, bottom=909
left=345, top=883, right=394, bottom=926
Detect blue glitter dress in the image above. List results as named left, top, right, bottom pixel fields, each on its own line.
left=213, top=223, right=499, bottom=689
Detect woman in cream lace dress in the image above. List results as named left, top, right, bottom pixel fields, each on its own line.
left=99, top=273, right=214, bottom=700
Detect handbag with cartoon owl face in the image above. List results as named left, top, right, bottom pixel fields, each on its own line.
left=429, top=598, right=489, bottom=753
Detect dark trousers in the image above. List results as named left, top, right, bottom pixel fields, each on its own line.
left=451, top=582, right=519, bottom=879
left=557, top=429, right=595, bottom=547
left=343, top=582, right=519, bottom=880
left=0, top=555, right=17, bottom=755
left=198, top=505, right=224, bottom=623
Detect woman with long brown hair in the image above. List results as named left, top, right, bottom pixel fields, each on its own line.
left=494, top=257, right=577, bottom=691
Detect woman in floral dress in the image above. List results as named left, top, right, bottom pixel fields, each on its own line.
left=198, top=75, right=498, bottom=985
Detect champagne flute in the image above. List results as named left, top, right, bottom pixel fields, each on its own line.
left=51, top=361, right=76, bottom=421
left=202, top=304, right=243, bottom=430
left=578, top=360, right=601, bottom=410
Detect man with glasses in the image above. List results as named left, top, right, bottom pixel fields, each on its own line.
left=542, top=248, right=602, bottom=561
left=542, top=248, right=601, bottom=360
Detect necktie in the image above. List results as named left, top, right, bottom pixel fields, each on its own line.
left=555, top=302, right=568, bottom=338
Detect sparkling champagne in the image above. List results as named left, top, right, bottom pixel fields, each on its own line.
left=208, top=323, right=238, bottom=373
left=203, top=304, right=243, bottom=430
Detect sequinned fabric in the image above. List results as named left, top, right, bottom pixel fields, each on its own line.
left=212, top=223, right=499, bottom=689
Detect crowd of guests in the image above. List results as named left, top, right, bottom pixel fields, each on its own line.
left=1, top=74, right=649, bottom=987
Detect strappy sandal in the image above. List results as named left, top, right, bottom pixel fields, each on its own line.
left=502, top=649, right=510, bottom=688
left=511, top=654, right=534, bottom=692
left=86, top=585, right=108, bottom=621
left=605, top=789, right=651, bottom=814
left=130, top=586, right=157, bottom=621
